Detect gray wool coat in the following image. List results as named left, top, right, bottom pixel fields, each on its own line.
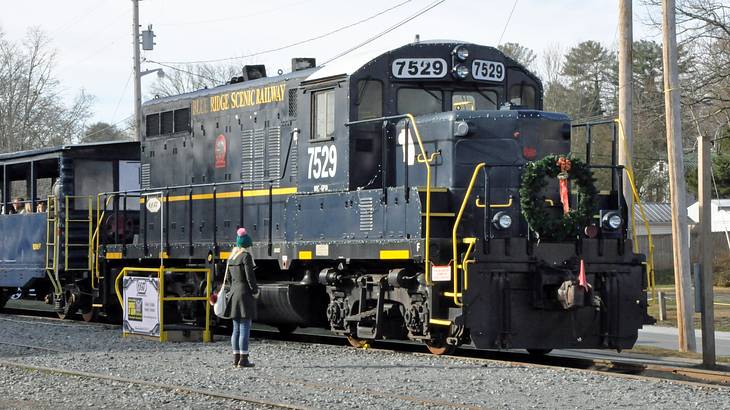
left=224, top=248, right=259, bottom=320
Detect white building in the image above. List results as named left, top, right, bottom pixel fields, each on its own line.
left=687, top=199, right=730, bottom=233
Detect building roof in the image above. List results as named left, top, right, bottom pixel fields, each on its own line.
left=634, top=202, right=674, bottom=225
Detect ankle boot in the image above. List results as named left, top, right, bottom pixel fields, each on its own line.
left=233, top=353, right=240, bottom=367
left=239, top=354, right=255, bottom=368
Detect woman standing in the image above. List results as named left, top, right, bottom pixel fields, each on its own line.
left=225, top=227, right=259, bottom=367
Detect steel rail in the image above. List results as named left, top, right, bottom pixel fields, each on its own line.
left=0, top=360, right=306, bottom=410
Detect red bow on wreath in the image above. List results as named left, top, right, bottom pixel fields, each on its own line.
left=556, top=157, right=572, bottom=215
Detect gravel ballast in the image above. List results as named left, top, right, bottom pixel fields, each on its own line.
left=0, top=314, right=728, bottom=409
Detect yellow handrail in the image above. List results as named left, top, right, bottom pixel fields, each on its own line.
left=614, top=118, right=656, bottom=302
left=404, top=113, right=439, bottom=285
left=92, top=194, right=116, bottom=289
left=116, top=266, right=211, bottom=343
left=452, top=163, right=486, bottom=306
left=476, top=196, right=513, bottom=209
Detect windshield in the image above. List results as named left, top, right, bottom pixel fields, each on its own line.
left=453, top=90, right=498, bottom=111
left=397, top=88, right=443, bottom=116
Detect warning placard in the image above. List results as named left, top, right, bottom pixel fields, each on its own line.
left=431, top=265, right=452, bottom=282
left=122, top=276, right=160, bottom=337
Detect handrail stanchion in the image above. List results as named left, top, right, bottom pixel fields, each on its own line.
left=452, top=162, right=486, bottom=306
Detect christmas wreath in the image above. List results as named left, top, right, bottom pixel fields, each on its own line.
left=519, top=154, right=598, bottom=241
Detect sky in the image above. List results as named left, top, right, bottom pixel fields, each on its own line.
left=0, top=0, right=661, bottom=128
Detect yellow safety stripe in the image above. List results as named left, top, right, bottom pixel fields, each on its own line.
left=379, top=250, right=410, bottom=260
left=140, top=186, right=297, bottom=203
left=429, top=319, right=452, bottom=326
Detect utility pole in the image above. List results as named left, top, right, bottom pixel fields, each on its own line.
left=661, top=0, right=696, bottom=352
left=698, top=132, right=716, bottom=367
left=132, top=0, right=142, bottom=141
left=618, top=0, right=633, bottom=223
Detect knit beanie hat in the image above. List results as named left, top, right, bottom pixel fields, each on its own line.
left=236, top=227, right=252, bottom=248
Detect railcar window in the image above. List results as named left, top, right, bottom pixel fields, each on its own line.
left=509, top=84, right=536, bottom=108
left=312, top=89, right=335, bottom=140
left=146, top=113, right=160, bottom=137
left=397, top=88, right=443, bottom=116
left=173, top=108, right=191, bottom=133
left=452, top=90, right=498, bottom=111
left=161, top=111, right=174, bottom=134
left=356, top=80, right=382, bottom=120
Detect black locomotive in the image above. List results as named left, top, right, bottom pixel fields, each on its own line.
left=2, top=40, right=651, bottom=354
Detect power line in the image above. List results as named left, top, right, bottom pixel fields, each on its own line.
left=323, top=0, right=447, bottom=65
left=155, top=0, right=316, bottom=27
left=498, top=0, right=519, bottom=45
left=157, top=0, right=414, bottom=65
left=111, top=72, right=133, bottom=121
left=144, top=60, right=219, bottom=83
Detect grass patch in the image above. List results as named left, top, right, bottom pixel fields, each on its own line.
left=648, top=287, right=730, bottom=332
left=629, top=344, right=730, bottom=365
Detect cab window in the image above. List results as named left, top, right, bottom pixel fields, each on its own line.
left=452, top=90, right=498, bottom=111
left=312, top=89, right=335, bottom=140
left=509, top=84, right=536, bottom=108
left=356, top=80, right=383, bottom=120
left=397, top=88, right=443, bottom=116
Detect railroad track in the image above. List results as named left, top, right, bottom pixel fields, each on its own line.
left=2, top=310, right=729, bottom=390
left=250, top=328, right=730, bottom=388
left=0, top=359, right=306, bottom=410
left=0, top=335, right=481, bottom=409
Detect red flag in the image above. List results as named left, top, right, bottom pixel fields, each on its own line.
left=559, top=178, right=570, bottom=214
left=578, top=259, right=589, bottom=290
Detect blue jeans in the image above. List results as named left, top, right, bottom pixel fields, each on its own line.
left=231, top=318, right=252, bottom=354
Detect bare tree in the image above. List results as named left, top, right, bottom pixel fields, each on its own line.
left=147, top=63, right=241, bottom=98
left=0, top=27, right=92, bottom=153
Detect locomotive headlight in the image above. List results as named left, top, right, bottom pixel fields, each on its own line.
left=453, top=45, right=470, bottom=61
left=454, top=121, right=469, bottom=137
left=492, top=211, right=512, bottom=230
left=602, top=211, right=622, bottom=230
left=453, top=64, right=469, bottom=79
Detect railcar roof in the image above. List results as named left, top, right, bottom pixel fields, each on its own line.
left=142, top=67, right=318, bottom=107
left=0, top=140, right=139, bottom=162
left=304, top=40, right=477, bottom=82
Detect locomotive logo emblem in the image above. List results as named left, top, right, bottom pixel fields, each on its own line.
left=214, top=134, right=227, bottom=168
left=145, top=197, right=162, bottom=213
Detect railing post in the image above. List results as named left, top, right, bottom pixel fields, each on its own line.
left=658, top=291, right=667, bottom=321
left=239, top=186, right=244, bottom=229
left=403, top=121, right=410, bottom=203
left=381, top=120, right=389, bottom=204
left=164, top=191, right=169, bottom=256
left=268, top=184, right=273, bottom=256
left=212, top=186, right=217, bottom=252
left=188, top=189, right=193, bottom=256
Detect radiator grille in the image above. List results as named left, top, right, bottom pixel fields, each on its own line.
left=267, top=127, right=281, bottom=188
left=359, top=197, right=374, bottom=232
left=252, top=128, right=266, bottom=189
left=140, top=163, right=151, bottom=189
left=240, top=129, right=254, bottom=189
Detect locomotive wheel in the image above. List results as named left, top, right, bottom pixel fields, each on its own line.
left=81, top=308, right=97, bottom=322
left=425, top=340, right=456, bottom=356
left=56, top=304, right=73, bottom=320
left=346, top=336, right=369, bottom=348
left=526, top=349, right=552, bottom=356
